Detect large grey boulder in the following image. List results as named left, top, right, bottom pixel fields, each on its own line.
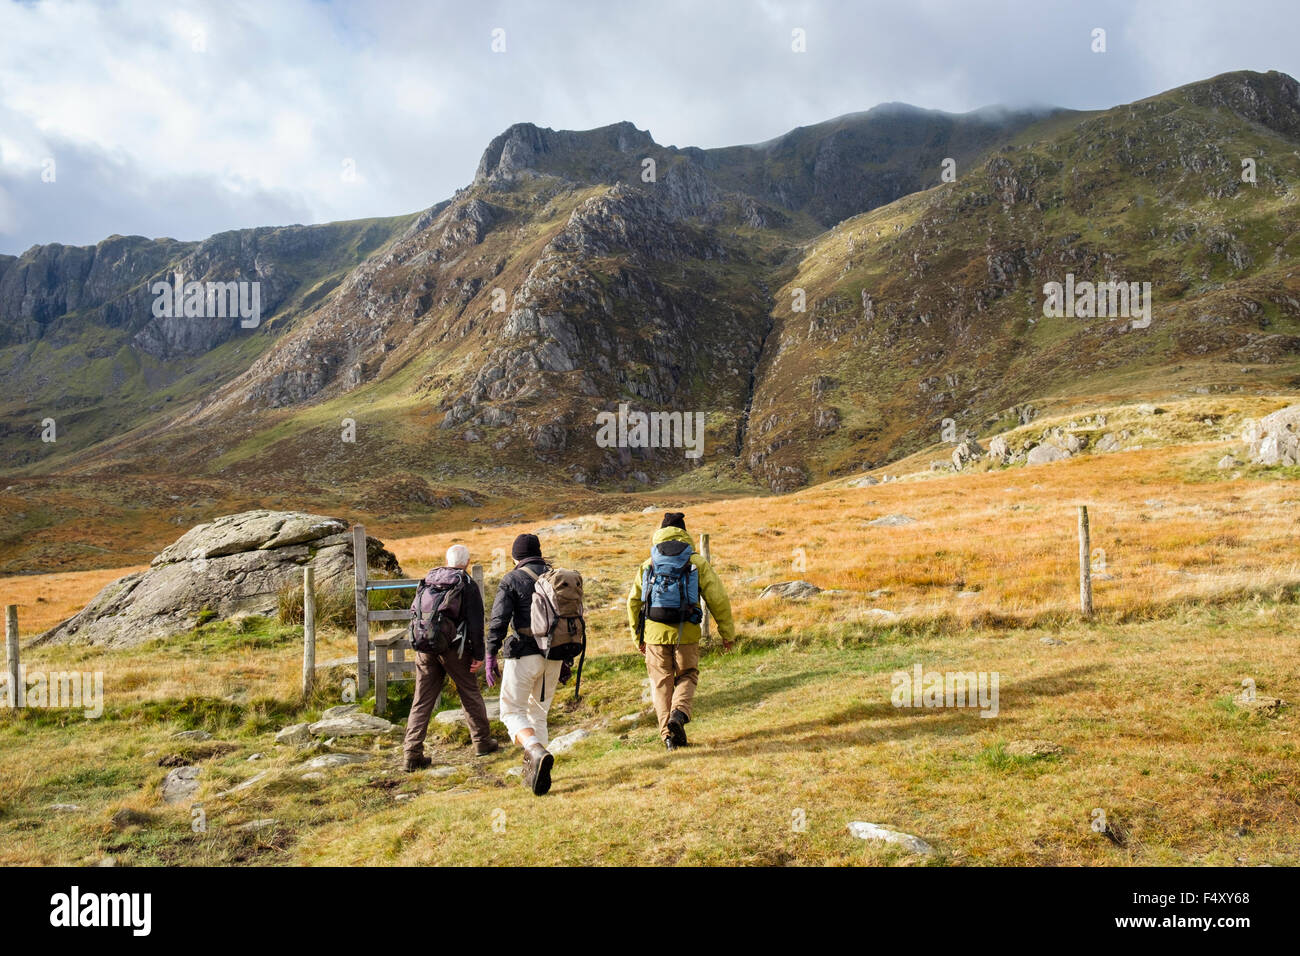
left=1245, top=405, right=1300, bottom=466
left=36, top=511, right=402, bottom=648
left=1026, top=442, right=1071, bottom=466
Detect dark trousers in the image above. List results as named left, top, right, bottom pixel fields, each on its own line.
left=403, top=648, right=491, bottom=756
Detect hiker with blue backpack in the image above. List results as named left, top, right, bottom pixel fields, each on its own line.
left=628, top=512, right=735, bottom=751
left=403, top=544, right=499, bottom=772
left=488, top=533, right=588, bottom=795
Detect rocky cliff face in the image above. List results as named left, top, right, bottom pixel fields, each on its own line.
left=5, top=70, right=1299, bottom=499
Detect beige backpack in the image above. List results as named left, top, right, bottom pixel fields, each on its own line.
left=521, top=566, right=587, bottom=697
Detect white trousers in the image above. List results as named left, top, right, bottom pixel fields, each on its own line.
left=500, top=654, right=564, bottom=748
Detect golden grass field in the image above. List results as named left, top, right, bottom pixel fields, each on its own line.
left=1, top=430, right=1297, bottom=866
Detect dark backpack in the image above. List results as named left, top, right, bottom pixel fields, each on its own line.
left=641, top=540, right=703, bottom=643
left=409, top=567, right=467, bottom=656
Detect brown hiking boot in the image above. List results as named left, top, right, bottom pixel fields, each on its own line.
left=521, top=743, right=554, bottom=796
left=667, top=709, right=689, bottom=748
left=474, top=739, right=500, bottom=757
left=403, top=753, right=432, bottom=772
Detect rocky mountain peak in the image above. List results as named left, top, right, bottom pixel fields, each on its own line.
left=474, top=120, right=659, bottom=184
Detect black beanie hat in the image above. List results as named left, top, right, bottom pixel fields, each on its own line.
left=661, top=512, right=687, bottom=531
left=511, top=533, right=542, bottom=561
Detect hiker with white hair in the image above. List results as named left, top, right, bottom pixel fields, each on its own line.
left=402, top=543, right=499, bottom=771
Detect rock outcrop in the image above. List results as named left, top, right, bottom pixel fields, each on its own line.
left=35, top=511, right=401, bottom=648
left=1244, top=405, right=1300, bottom=466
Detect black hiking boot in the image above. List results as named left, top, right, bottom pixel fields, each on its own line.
left=474, top=739, right=500, bottom=757
left=663, top=737, right=677, bottom=752
left=403, top=753, right=432, bottom=773
left=522, top=743, right=554, bottom=796
left=667, top=709, right=690, bottom=748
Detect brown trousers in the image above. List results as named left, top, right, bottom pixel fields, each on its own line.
left=644, top=643, right=701, bottom=740
left=404, top=648, right=491, bottom=757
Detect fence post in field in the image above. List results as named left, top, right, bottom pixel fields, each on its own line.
left=471, top=562, right=484, bottom=595
left=5, top=605, right=19, bottom=709
left=1077, top=506, right=1094, bottom=618
left=353, top=524, right=370, bottom=696
left=302, top=567, right=316, bottom=700
left=699, top=533, right=712, bottom=641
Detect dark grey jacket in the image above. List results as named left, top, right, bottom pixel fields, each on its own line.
left=487, top=557, right=548, bottom=658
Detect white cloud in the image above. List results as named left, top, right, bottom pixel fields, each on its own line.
left=0, top=0, right=1296, bottom=254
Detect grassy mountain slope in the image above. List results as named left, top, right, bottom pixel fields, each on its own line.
left=744, top=70, right=1300, bottom=488
left=3, top=431, right=1298, bottom=865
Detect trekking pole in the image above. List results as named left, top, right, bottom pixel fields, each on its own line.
left=700, top=533, right=712, bottom=643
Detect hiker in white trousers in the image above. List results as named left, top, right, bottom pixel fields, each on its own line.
left=499, top=652, right=563, bottom=749
left=486, top=533, right=559, bottom=795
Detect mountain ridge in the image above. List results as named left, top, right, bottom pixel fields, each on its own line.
left=3, top=69, right=1299, bottom=569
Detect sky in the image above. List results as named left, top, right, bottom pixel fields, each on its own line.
left=1, top=0, right=1298, bottom=255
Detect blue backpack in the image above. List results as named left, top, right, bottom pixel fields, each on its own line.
left=640, top=540, right=704, bottom=642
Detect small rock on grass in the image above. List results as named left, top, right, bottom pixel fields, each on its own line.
left=1005, top=739, right=1063, bottom=758
left=275, top=723, right=312, bottom=747
left=171, top=730, right=212, bottom=741
left=1235, top=694, right=1286, bottom=716
left=160, top=766, right=201, bottom=805
left=47, top=803, right=82, bottom=812
left=1040, top=636, right=1066, bottom=646
left=428, top=765, right=456, bottom=777
left=236, top=819, right=277, bottom=832
left=308, top=714, right=393, bottom=737
left=847, top=822, right=934, bottom=855
left=301, top=753, right=371, bottom=769
left=217, top=771, right=269, bottom=797
left=759, top=580, right=822, bottom=600
left=548, top=729, right=591, bottom=753
left=868, top=514, right=916, bottom=527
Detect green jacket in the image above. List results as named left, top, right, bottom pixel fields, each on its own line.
left=627, top=527, right=736, bottom=646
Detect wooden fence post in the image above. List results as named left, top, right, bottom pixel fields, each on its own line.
left=5, top=605, right=19, bottom=710
left=699, top=533, right=712, bottom=641
left=471, top=562, right=484, bottom=596
left=353, top=524, right=370, bottom=696
left=1078, top=506, right=1094, bottom=617
left=302, top=567, right=316, bottom=699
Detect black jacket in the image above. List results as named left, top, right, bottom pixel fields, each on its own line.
left=487, top=557, right=547, bottom=658
left=458, top=571, right=487, bottom=661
